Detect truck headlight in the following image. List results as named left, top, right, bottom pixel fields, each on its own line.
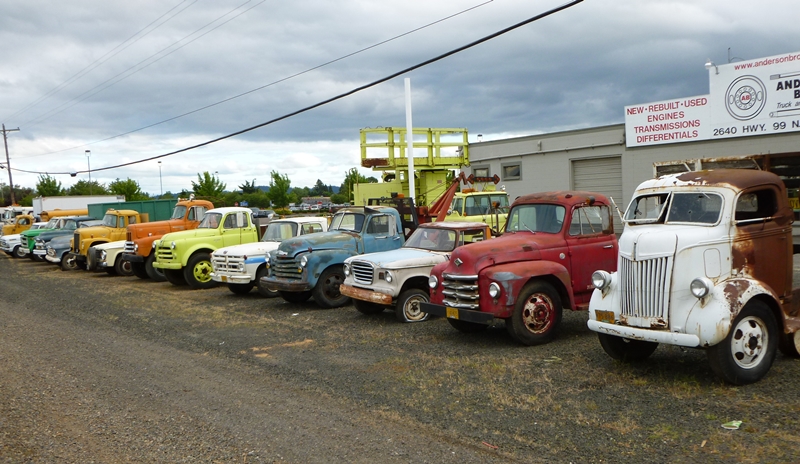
left=100, top=250, right=107, bottom=261
left=343, top=263, right=350, bottom=276
left=488, top=282, right=501, bottom=298
left=299, top=254, right=308, bottom=268
left=384, top=270, right=393, bottom=283
left=133, top=243, right=139, bottom=252
left=428, top=275, right=438, bottom=289
left=170, top=241, right=176, bottom=249
left=592, top=271, right=612, bottom=290
left=690, top=277, right=712, bottom=298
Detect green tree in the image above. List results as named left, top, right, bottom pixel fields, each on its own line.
left=35, top=174, right=63, bottom=196
left=267, top=171, right=292, bottom=208
left=191, top=172, right=226, bottom=198
left=340, top=168, right=376, bottom=202
left=330, top=192, right=348, bottom=204
left=239, top=179, right=259, bottom=194
left=310, top=179, right=329, bottom=196
left=109, top=178, right=148, bottom=201
left=67, top=180, right=108, bottom=196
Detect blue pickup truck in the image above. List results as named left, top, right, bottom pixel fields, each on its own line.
left=261, top=205, right=409, bottom=308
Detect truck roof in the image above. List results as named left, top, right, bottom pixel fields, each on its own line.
left=640, top=169, right=786, bottom=192
left=419, top=221, right=490, bottom=231
left=206, top=206, right=253, bottom=214
left=512, top=191, right=611, bottom=208
left=272, top=216, right=327, bottom=224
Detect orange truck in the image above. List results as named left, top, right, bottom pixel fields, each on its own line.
left=121, top=197, right=214, bottom=281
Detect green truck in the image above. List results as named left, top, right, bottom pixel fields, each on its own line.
left=153, top=207, right=259, bottom=289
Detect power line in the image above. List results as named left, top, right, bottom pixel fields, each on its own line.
left=23, top=0, right=494, bottom=159
left=15, top=0, right=584, bottom=177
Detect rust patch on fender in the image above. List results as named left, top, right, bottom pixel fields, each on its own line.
left=724, top=280, right=750, bottom=313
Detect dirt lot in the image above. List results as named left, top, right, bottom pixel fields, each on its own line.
left=2, top=254, right=800, bottom=463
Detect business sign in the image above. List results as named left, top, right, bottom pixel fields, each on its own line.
left=625, top=50, right=800, bottom=147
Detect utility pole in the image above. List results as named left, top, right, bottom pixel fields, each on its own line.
left=1, top=124, right=19, bottom=205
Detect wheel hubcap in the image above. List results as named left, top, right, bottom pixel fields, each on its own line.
left=193, top=261, right=212, bottom=282
left=730, top=316, right=767, bottom=369
left=404, top=295, right=428, bottom=321
left=522, top=293, right=554, bottom=334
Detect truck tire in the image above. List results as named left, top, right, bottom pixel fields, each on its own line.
left=597, top=333, right=658, bottom=362
left=114, top=255, right=134, bottom=276
left=255, top=267, right=278, bottom=298
left=12, top=245, right=25, bottom=259
left=145, top=253, right=167, bottom=282
left=131, top=262, right=149, bottom=279
left=184, top=252, right=218, bottom=289
left=779, top=331, right=800, bottom=358
left=312, top=266, right=350, bottom=308
left=228, top=282, right=254, bottom=295
left=353, top=299, right=385, bottom=315
left=448, top=319, right=488, bottom=333
left=279, top=291, right=312, bottom=303
left=164, top=269, right=187, bottom=286
left=395, top=288, right=430, bottom=323
left=506, top=280, right=562, bottom=346
left=707, top=300, right=778, bottom=385
left=61, top=254, right=80, bottom=271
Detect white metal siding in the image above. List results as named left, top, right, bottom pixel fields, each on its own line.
left=572, top=156, right=623, bottom=233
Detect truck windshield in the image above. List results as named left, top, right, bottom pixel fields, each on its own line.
left=330, top=212, right=365, bottom=232
left=101, top=214, right=118, bottom=227
left=404, top=227, right=462, bottom=251
left=625, top=192, right=722, bottom=225
left=198, top=212, right=222, bottom=229
left=506, top=204, right=565, bottom=234
left=262, top=222, right=297, bottom=242
left=45, top=218, right=59, bottom=228
left=63, top=219, right=78, bottom=230
left=171, top=205, right=187, bottom=220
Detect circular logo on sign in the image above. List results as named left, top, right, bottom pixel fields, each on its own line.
left=725, top=75, right=766, bottom=120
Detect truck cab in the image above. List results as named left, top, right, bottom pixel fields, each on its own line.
left=65, top=209, right=145, bottom=269
left=261, top=206, right=406, bottom=308
left=1, top=214, right=35, bottom=236
left=422, top=191, right=618, bottom=345
left=588, top=169, right=799, bottom=385
left=444, top=190, right=510, bottom=233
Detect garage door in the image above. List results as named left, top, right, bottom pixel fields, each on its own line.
left=572, top=156, right=623, bottom=233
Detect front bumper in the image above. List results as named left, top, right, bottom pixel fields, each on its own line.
left=212, top=272, right=252, bottom=285
left=152, top=261, right=182, bottom=270
left=260, top=276, right=312, bottom=292
left=122, top=252, right=145, bottom=263
left=340, top=284, right=393, bottom=306
left=419, top=302, right=494, bottom=324
left=587, top=320, right=700, bottom=347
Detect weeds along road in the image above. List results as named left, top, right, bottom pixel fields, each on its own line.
left=1, top=253, right=800, bottom=463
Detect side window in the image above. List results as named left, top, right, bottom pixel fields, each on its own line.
left=128, top=216, right=137, bottom=225
left=366, top=215, right=396, bottom=236
left=736, top=189, right=778, bottom=223
left=451, top=197, right=463, bottom=215
left=472, top=166, right=490, bottom=178
left=501, top=162, right=522, bottom=181
left=188, top=208, right=195, bottom=221
left=223, top=213, right=237, bottom=229
left=569, top=206, right=611, bottom=236
left=301, top=223, right=322, bottom=234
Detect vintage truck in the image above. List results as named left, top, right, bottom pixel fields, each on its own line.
left=211, top=216, right=328, bottom=296
left=37, top=219, right=104, bottom=269
left=588, top=169, right=800, bottom=385
left=64, top=209, right=148, bottom=270
left=32, top=216, right=99, bottom=260
left=340, top=221, right=491, bottom=322
left=421, top=191, right=618, bottom=345
left=444, top=189, right=510, bottom=234
left=261, top=206, right=408, bottom=308
left=86, top=241, right=133, bottom=276
left=1, top=214, right=35, bottom=236
left=153, top=206, right=259, bottom=289
left=0, top=222, right=48, bottom=258
left=122, top=198, right=213, bottom=281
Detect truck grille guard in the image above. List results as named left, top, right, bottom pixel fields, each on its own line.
left=349, top=260, right=374, bottom=285
left=154, top=244, right=176, bottom=262
left=211, top=254, right=246, bottom=274
left=271, top=256, right=303, bottom=281
left=619, top=255, right=672, bottom=324
left=441, top=273, right=480, bottom=310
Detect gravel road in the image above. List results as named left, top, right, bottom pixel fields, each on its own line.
left=2, top=254, right=800, bottom=463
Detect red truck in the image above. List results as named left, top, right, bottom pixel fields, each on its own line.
left=122, top=197, right=214, bottom=281
left=421, top=191, right=618, bottom=345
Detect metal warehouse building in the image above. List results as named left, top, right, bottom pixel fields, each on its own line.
left=465, top=50, right=800, bottom=231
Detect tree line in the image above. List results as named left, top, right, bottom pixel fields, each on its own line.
left=1, top=168, right=377, bottom=209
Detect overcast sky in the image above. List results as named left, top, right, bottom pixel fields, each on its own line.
left=1, top=0, right=797, bottom=196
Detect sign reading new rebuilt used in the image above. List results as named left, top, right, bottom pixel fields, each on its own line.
left=625, top=50, right=800, bottom=147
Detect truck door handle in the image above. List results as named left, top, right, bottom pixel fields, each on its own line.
left=603, top=245, right=614, bottom=249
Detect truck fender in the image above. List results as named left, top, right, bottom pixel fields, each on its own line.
left=684, top=278, right=782, bottom=347
left=182, top=245, right=216, bottom=266
left=482, top=260, right=574, bottom=310
left=304, top=249, right=355, bottom=287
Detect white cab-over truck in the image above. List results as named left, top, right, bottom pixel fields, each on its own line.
left=210, top=216, right=328, bottom=296
left=588, top=169, right=800, bottom=385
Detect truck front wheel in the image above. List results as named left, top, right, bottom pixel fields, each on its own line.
left=12, top=245, right=25, bottom=259
left=312, top=266, right=350, bottom=308
left=507, top=281, right=562, bottom=345
left=131, top=262, right=149, bottom=279
left=145, top=253, right=167, bottom=282
left=184, top=252, right=218, bottom=289
left=707, top=300, right=777, bottom=385
left=115, top=256, right=134, bottom=276
left=395, top=288, right=430, bottom=323
left=597, top=334, right=658, bottom=362
left=164, top=269, right=187, bottom=286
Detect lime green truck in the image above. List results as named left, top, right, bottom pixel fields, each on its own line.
left=153, top=207, right=259, bottom=289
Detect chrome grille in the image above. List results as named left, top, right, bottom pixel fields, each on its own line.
left=212, top=254, right=246, bottom=274
left=73, top=233, right=80, bottom=252
left=441, top=273, right=480, bottom=309
left=154, top=243, right=176, bottom=262
left=619, top=255, right=672, bottom=321
left=123, top=240, right=135, bottom=253
left=350, top=260, right=374, bottom=285
left=271, top=256, right=302, bottom=280
left=20, top=235, right=29, bottom=248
